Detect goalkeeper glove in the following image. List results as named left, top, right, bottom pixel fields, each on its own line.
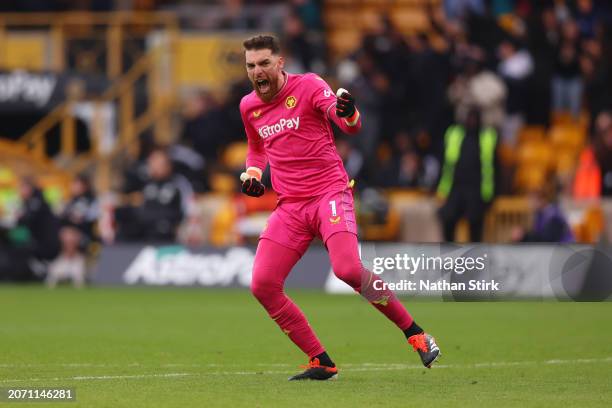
left=335, top=88, right=357, bottom=119
left=240, top=167, right=265, bottom=197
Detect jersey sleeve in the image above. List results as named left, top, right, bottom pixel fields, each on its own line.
left=240, top=99, right=268, bottom=172
left=307, top=74, right=337, bottom=116
left=306, top=74, right=361, bottom=136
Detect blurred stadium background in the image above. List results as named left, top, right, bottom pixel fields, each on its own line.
left=0, top=0, right=611, bottom=287
left=2, top=4, right=611, bottom=406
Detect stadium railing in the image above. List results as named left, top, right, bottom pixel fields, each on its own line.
left=0, top=12, right=179, bottom=193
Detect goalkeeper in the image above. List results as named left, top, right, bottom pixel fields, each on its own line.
left=239, top=35, right=441, bottom=381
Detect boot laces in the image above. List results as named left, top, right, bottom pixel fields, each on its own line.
left=408, top=334, right=429, bottom=352
left=300, top=358, right=337, bottom=373
left=300, top=358, right=322, bottom=369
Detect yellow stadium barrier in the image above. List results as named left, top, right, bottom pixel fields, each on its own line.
left=484, top=196, right=532, bottom=243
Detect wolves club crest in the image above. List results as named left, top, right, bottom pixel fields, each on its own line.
left=285, top=96, right=297, bottom=109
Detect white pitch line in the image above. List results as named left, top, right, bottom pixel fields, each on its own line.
left=0, top=363, right=226, bottom=368
left=72, top=373, right=191, bottom=380
left=1, top=357, right=611, bottom=384
left=0, top=373, right=192, bottom=383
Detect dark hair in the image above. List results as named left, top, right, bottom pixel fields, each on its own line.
left=243, top=35, right=280, bottom=54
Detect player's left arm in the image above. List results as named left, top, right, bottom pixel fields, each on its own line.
left=309, top=75, right=361, bottom=135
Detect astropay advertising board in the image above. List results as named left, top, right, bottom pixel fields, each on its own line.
left=92, top=243, right=612, bottom=300
left=92, top=244, right=331, bottom=289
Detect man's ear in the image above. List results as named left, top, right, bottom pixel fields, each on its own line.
left=277, top=56, right=285, bottom=70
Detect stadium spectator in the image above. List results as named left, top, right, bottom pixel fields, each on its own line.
left=336, top=51, right=385, bottom=162
left=574, top=0, right=598, bottom=39
left=223, top=79, right=255, bottom=144
left=552, top=19, right=583, bottom=117
left=497, top=37, right=534, bottom=145
left=167, top=144, right=206, bottom=193
left=15, top=178, right=62, bottom=261
left=464, top=0, right=506, bottom=59
left=448, top=51, right=507, bottom=130
left=375, top=131, right=439, bottom=190
left=58, top=175, right=98, bottom=244
left=115, top=148, right=193, bottom=242
left=525, top=5, right=557, bottom=126
left=572, top=144, right=601, bottom=200
left=46, top=227, right=87, bottom=288
left=580, top=38, right=610, bottom=125
left=46, top=175, right=98, bottom=288
left=360, top=15, right=411, bottom=142
left=512, top=184, right=575, bottom=243
left=574, top=111, right=612, bottom=198
left=136, top=122, right=206, bottom=194
left=180, top=91, right=226, bottom=163
left=283, top=12, right=315, bottom=72
left=0, top=178, right=60, bottom=281
left=406, top=32, right=453, bottom=142
left=437, top=108, right=499, bottom=242
left=376, top=149, right=426, bottom=189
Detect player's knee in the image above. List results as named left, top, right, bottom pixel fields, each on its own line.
left=250, top=279, right=268, bottom=302
left=250, top=273, right=280, bottom=303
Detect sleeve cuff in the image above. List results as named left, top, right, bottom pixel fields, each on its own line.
left=246, top=166, right=263, bottom=181
left=344, top=109, right=360, bottom=126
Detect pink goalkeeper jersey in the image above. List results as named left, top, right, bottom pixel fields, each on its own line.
left=240, top=72, right=361, bottom=199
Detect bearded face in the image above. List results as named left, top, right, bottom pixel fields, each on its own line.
left=245, top=48, right=285, bottom=102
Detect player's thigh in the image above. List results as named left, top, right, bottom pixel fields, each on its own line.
left=260, top=206, right=313, bottom=258
left=316, top=188, right=357, bottom=245
left=252, top=238, right=302, bottom=289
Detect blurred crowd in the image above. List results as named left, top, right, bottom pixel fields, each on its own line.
left=0, top=175, right=97, bottom=285
left=0, top=148, right=197, bottom=284
left=171, top=0, right=612, bottom=193
left=12, top=2, right=610, bottom=196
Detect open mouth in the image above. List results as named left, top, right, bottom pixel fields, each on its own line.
left=255, top=78, right=271, bottom=94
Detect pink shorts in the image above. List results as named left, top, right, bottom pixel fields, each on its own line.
left=260, top=188, right=357, bottom=255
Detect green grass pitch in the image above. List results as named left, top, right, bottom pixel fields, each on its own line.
left=0, top=286, right=611, bottom=407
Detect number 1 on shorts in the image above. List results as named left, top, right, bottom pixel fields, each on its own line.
left=329, top=200, right=337, bottom=217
